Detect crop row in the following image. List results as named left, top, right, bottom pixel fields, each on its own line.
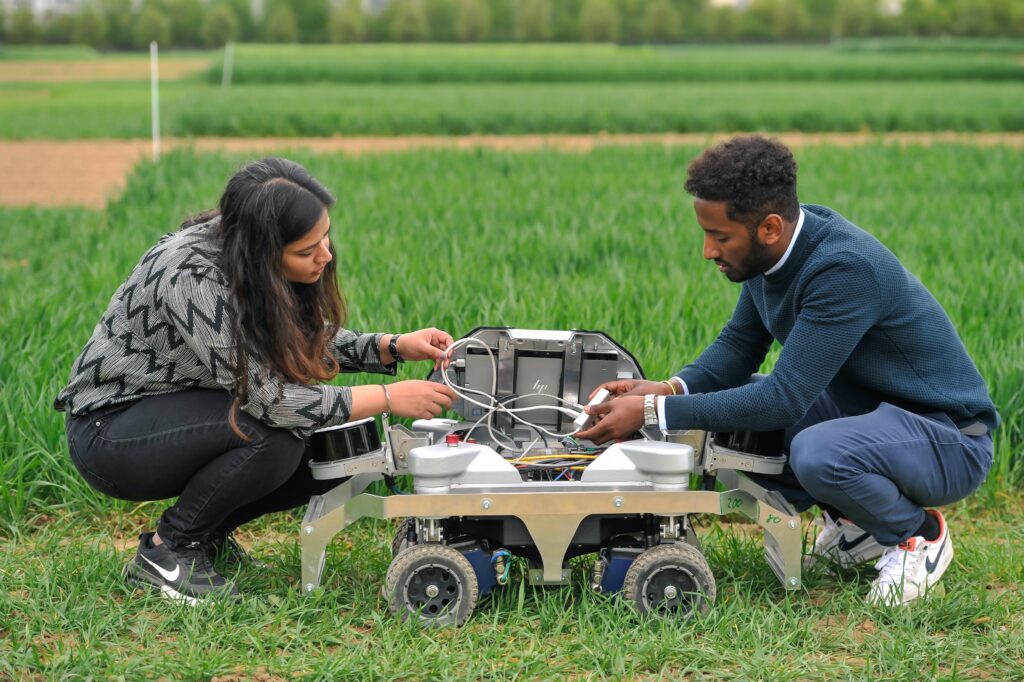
left=204, top=44, right=1024, bottom=84
left=3, top=81, right=1023, bottom=139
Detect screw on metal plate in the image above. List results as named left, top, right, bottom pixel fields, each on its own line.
left=304, top=526, right=313, bottom=535
left=789, top=577, right=798, bottom=587
left=481, top=499, right=492, bottom=510
left=788, top=520, right=797, bottom=529
left=304, top=583, right=314, bottom=593
left=613, top=497, right=624, bottom=508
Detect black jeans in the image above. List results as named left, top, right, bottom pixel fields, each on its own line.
left=65, top=389, right=343, bottom=548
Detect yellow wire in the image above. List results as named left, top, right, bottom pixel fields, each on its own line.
left=516, top=454, right=599, bottom=462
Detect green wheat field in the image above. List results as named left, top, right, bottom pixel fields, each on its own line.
left=2, top=43, right=1024, bottom=138
left=1, top=143, right=1022, bottom=679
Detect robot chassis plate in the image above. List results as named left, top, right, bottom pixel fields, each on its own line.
left=300, top=327, right=802, bottom=626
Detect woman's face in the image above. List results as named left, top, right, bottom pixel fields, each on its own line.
left=281, top=208, right=333, bottom=284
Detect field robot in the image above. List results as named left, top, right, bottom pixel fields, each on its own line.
left=300, top=328, right=803, bottom=626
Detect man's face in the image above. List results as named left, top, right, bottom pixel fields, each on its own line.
left=693, top=199, right=776, bottom=283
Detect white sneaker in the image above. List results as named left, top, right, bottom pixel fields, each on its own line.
left=804, top=510, right=885, bottom=571
left=868, top=509, right=952, bottom=606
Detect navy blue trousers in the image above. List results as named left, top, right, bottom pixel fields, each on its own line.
left=749, top=381, right=993, bottom=546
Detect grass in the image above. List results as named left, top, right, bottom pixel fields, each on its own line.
left=205, top=43, right=1024, bottom=84
left=2, top=80, right=1024, bottom=138
left=836, top=36, right=1024, bottom=54
left=1, top=496, right=1022, bottom=679
left=0, top=45, right=102, bottom=60
left=1, top=144, right=1021, bottom=678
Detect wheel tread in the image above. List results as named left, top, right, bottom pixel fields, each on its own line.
left=384, top=543, right=480, bottom=627
left=621, top=542, right=716, bottom=618
left=390, top=517, right=415, bottom=557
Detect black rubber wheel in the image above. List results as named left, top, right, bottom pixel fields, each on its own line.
left=621, top=543, right=716, bottom=619
left=384, top=544, right=479, bottom=627
left=390, top=518, right=415, bottom=557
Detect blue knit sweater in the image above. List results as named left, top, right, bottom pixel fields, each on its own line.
left=664, top=204, right=999, bottom=433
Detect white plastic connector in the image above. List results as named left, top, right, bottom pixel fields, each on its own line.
left=572, top=387, right=610, bottom=429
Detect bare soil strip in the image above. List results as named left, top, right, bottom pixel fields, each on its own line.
left=0, top=59, right=211, bottom=83
left=4, top=132, right=1022, bottom=208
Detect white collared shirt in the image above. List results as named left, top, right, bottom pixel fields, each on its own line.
left=657, top=208, right=805, bottom=430
left=764, top=207, right=805, bottom=276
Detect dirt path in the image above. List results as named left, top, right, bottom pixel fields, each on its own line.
left=0, top=59, right=210, bottom=83
left=3, top=132, right=1023, bottom=208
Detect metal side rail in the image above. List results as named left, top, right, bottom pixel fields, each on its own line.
left=759, top=488, right=803, bottom=590
left=725, top=471, right=803, bottom=590
left=300, top=473, right=381, bottom=594
left=299, top=484, right=803, bottom=594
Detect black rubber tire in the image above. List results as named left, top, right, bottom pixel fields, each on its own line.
left=621, top=542, right=716, bottom=619
left=384, top=544, right=479, bottom=627
left=390, top=518, right=416, bottom=557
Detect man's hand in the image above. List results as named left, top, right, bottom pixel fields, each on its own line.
left=575, top=395, right=645, bottom=444
left=590, top=379, right=673, bottom=400
left=392, top=328, right=455, bottom=370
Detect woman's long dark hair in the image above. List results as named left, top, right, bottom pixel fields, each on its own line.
left=184, top=158, right=347, bottom=438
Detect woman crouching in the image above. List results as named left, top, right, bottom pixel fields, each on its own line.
left=55, top=157, right=455, bottom=603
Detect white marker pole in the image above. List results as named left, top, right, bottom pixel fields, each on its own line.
left=222, top=41, right=234, bottom=89
left=150, top=40, right=161, bottom=162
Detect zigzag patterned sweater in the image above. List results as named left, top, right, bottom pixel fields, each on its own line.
left=55, top=219, right=395, bottom=437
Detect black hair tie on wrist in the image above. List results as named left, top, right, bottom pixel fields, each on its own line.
left=388, top=334, right=404, bottom=363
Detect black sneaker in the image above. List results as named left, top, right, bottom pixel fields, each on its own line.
left=208, top=532, right=269, bottom=571
left=123, top=532, right=240, bottom=605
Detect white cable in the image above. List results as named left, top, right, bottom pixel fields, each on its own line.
left=441, top=339, right=581, bottom=418
left=466, top=393, right=567, bottom=454
left=516, top=435, right=541, bottom=461
left=448, top=338, right=516, bottom=448
left=467, top=399, right=519, bottom=451
left=444, top=353, right=581, bottom=439
left=441, top=337, right=585, bottom=441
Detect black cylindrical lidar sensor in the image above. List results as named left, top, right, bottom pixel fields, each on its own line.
left=311, top=418, right=382, bottom=463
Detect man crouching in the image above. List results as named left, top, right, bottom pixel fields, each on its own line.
left=578, top=135, right=998, bottom=606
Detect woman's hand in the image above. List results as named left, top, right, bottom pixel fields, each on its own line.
left=387, top=380, right=457, bottom=419
left=390, top=328, right=455, bottom=370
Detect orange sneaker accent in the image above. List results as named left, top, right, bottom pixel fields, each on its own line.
left=925, top=509, right=947, bottom=540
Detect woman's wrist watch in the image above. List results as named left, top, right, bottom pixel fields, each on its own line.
left=388, top=334, right=404, bottom=363
left=643, top=394, right=659, bottom=427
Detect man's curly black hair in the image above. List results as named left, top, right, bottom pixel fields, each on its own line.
left=684, top=136, right=800, bottom=229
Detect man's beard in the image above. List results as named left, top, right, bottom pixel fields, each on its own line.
left=720, top=234, right=777, bottom=283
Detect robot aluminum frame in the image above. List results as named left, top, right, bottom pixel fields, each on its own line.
left=299, top=328, right=804, bottom=596
left=300, top=466, right=803, bottom=592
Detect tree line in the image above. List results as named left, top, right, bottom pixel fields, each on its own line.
left=2, top=0, right=1022, bottom=50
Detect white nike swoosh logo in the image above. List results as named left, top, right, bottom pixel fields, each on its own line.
left=142, top=553, right=180, bottom=582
